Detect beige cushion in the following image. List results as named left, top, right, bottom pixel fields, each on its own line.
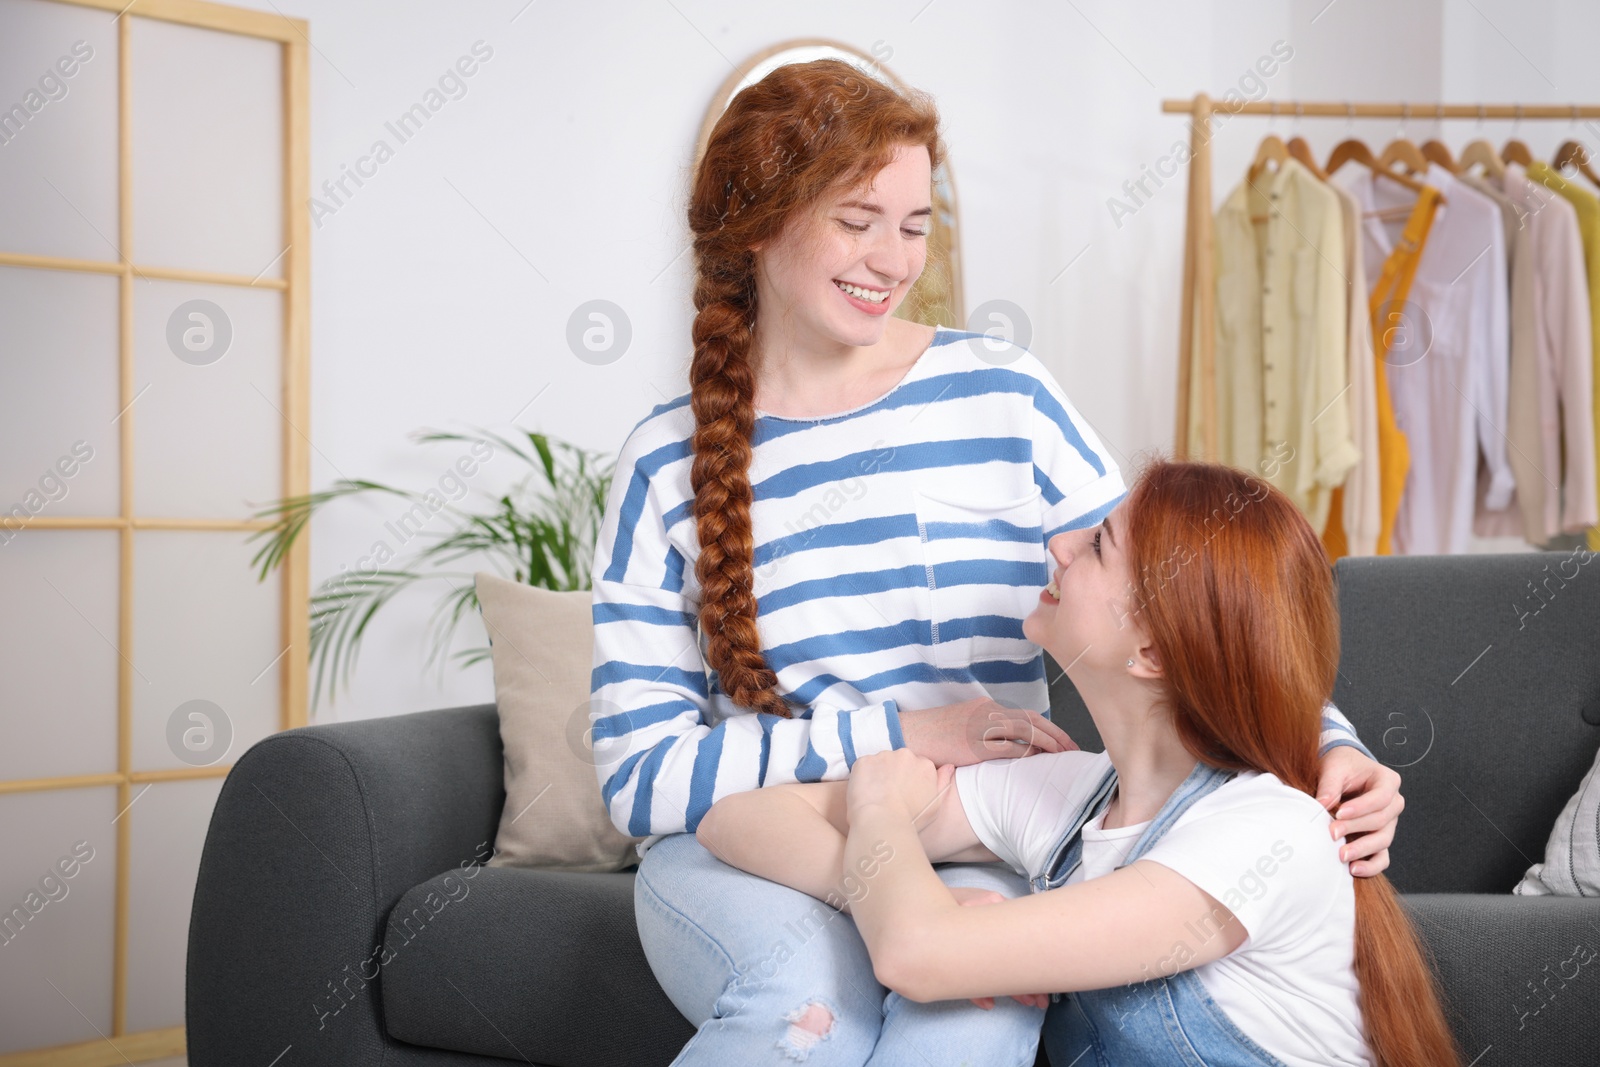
left=475, top=572, right=642, bottom=871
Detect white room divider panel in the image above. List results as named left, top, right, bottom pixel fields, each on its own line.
left=0, top=1, right=310, bottom=1063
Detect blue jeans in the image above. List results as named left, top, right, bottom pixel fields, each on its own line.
left=1043, top=972, right=1289, bottom=1067
left=635, top=831, right=1046, bottom=1066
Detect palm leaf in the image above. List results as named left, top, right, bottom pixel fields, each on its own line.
left=251, top=426, right=616, bottom=711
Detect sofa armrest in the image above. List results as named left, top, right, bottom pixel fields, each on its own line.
left=186, top=703, right=505, bottom=1067
left=1403, top=893, right=1600, bottom=1065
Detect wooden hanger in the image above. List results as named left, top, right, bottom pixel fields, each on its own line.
left=1459, top=138, right=1506, bottom=179
left=1326, top=137, right=1441, bottom=202
left=1248, top=133, right=1290, bottom=184
left=1373, top=103, right=1430, bottom=177
left=1326, top=136, right=1372, bottom=176
left=1283, top=105, right=1329, bottom=183
left=1378, top=137, right=1431, bottom=176
left=1418, top=105, right=1458, bottom=172
left=1421, top=139, right=1458, bottom=171
left=1288, top=135, right=1329, bottom=181
left=1554, top=140, right=1600, bottom=189
left=1503, top=106, right=1535, bottom=166
left=1247, top=134, right=1292, bottom=221
left=1503, top=139, right=1535, bottom=165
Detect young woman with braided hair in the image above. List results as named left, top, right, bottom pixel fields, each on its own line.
left=589, top=58, right=1404, bottom=1065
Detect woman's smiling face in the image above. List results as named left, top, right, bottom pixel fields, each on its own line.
left=750, top=142, right=933, bottom=346
left=1023, top=502, right=1149, bottom=677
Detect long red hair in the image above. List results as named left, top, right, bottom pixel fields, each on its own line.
left=1121, top=459, right=1458, bottom=1067
left=685, top=58, right=945, bottom=717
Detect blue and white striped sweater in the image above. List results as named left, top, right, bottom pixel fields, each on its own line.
left=589, top=326, right=1366, bottom=858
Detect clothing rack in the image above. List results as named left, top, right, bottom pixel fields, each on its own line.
left=1162, top=95, right=1600, bottom=460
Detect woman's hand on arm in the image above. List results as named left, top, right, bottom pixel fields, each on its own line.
left=899, top=698, right=1078, bottom=766
left=828, top=753, right=1003, bottom=865
left=1314, top=746, right=1404, bottom=877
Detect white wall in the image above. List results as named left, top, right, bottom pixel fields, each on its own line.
left=225, top=0, right=1593, bottom=721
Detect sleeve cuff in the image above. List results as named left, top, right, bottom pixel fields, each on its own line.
left=1319, top=702, right=1374, bottom=761
left=1044, top=472, right=1128, bottom=542
left=841, top=699, right=905, bottom=770
left=883, top=698, right=905, bottom=750
left=1312, top=438, right=1361, bottom=492
left=1318, top=736, right=1373, bottom=760
left=1483, top=466, right=1517, bottom=512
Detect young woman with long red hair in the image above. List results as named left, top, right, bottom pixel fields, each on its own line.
left=700, top=460, right=1458, bottom=1067
left=593, top=56, right=1407, bottom=1065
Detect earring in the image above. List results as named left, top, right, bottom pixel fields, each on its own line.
left=1126, top=658, right=1134, bottom=668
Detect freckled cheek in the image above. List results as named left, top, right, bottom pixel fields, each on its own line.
left=1049, top=576, right=1082, bottom=625
left=1044, top=599, right=1090, bottom=651
left=1065, top=575, right=1118, bottom=635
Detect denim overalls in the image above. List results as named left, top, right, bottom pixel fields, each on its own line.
left=1036, top=760, right=1294, bottom=1067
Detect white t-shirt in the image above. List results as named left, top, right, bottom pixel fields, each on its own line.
left=954, top=751, right=1371, bottom=1067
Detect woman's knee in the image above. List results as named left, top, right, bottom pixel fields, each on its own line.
left=635, top=834, right=884, bottom=1025
left=636, top=868, right=738, bottom=1025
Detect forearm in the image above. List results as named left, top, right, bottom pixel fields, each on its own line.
left=697, top=789, right=857, bottom=912
left=843, top=800, right=957, bottom=981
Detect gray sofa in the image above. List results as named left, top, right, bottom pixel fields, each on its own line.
left=187, top=553, right=1600, bottom=1066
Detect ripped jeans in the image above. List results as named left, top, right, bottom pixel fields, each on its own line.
left=635, top=831, right=1045, bottom=1067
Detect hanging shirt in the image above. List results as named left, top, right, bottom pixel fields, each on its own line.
left=1347, top=180, right=1443, bottom=556
left=1323, top=183, right=1381, bottom=558
left=1340, top=165, right=1513, bottom=554
left=1527, top=161, right=1600, bottom=552
left=1200, top=158, right=1357, bottom=532
left=1461, top=170, right=1536, bottom=540
left=1478, top=164, right=1598, bottom=543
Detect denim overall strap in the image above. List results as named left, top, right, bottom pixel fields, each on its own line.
left=1042, top=761, right=1295, bottom=1067
left=1032, top=761, right=1120, bottom=893
left=1041, top=759, right=1233, bottom=992
left=1042, top=758, right=1229, bottom=894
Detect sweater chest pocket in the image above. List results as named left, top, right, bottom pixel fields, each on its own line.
left=913, top=485, right=1047, bottom=670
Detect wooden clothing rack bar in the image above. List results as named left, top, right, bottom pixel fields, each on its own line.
left=1162, top=93, right=1600, bottom=460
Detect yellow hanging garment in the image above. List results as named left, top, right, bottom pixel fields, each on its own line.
left=1325, top=184, right=1442, bottom=559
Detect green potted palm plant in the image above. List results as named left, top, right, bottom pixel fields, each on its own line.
left=247, top=428, right=614, bottom=712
